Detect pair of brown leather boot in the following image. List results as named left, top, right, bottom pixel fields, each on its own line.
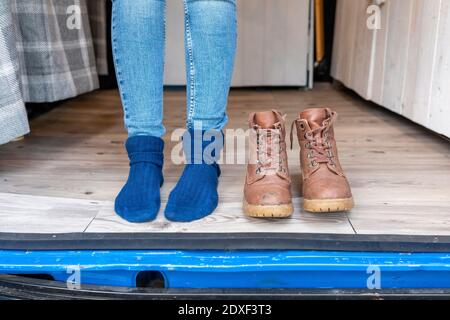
left=243, top=108, right=354, bottom=218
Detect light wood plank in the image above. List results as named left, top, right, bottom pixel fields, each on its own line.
left=85, top=197, right=354, bottom=234
left=348, top=199, right=450, bottom=236
left=0, top=193, right=101, bottom=233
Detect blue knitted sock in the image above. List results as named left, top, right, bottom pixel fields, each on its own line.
left=115, top=136, right=164, bottom=223
left=165, top=129, right=223, bottom=222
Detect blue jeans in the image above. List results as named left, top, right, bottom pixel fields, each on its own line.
left=111, top=0, right=237, bottom=138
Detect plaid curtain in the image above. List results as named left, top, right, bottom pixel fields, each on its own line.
left=0, top=0, right=29, bottom=144
left=11, top=0, right=99, bottom=103
left=0, top=0, right=108, bottom=144
left=87, top=0, right=108, bottom=76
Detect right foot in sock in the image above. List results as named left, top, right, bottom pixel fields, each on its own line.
left=115, top=136, right=164, bottom=223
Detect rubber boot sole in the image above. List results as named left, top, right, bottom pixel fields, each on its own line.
left=303, top=197, right=354, bottom=213
left=243, top=200, right=294, bottom=218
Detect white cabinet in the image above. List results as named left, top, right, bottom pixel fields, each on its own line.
left=332, top=0, right=450, bottom=138
left=164, top=0, right=312, bottom=87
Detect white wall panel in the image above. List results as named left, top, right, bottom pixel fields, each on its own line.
left=164, top=0, right=311, bottom=87
left=402, top=0, right=440, bottom=123
left=332, top=0, right=450, bottom=137
left=349, top=0, right=376, bottom=99
left=380, top=0, right=413, bottom=114
left=429, top=0, right=450, bottom=135
left=331, top=0, right=374, bottom=99
left=370, top=0, right=390, bottom=105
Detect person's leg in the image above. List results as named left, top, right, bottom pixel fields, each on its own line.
left=165, top=0, right=237, bottom=222
left=112, top=0, right=166, bottom=222
left=184, top=0, right=237, bottom=132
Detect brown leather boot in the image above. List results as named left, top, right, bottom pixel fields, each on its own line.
left=291, top=108, right=354, bottom=213
left=244, top=110, right=293, bottom=218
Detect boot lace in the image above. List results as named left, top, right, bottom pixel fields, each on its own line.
left=254, top=124, right=286, bottom=175
left=290, top=112, right=337, bottom=168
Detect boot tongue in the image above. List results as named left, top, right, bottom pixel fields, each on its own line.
left=300, top=108, right=328, bottom=130
left=254, top=111, right=278, bottom=129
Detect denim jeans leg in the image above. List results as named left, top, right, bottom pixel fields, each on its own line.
left=111, top=0, right=166, bottom=138
left=183, top=0, right=237, bottom=132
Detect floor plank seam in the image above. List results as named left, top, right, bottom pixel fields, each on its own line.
left=82, top=214, right=98, bottom=233
left=82, top=201, right=108, bottom=233
left=346, top=214, right=357, bottom=235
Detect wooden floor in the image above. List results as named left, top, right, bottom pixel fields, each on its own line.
left=0, top=84, right=449, bottom=235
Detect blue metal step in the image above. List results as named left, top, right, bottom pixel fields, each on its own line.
left=1, top=250, right=449, bottom=289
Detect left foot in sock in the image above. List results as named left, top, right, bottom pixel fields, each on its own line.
left=165, top=163, right=220, bottom=222
left=164, top=129, right=222, bottom=222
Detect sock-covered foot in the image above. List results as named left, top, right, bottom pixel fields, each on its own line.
left=165, top=129, right=222, bottom=222
left=115, top=136, right=164, bottom=223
